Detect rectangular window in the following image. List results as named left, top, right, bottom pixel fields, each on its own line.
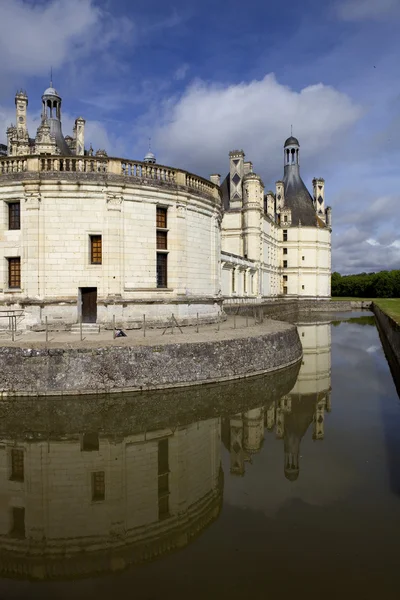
left=10, top=449, right=24, bottom=482
left=232, top=269, right=236, bottom=293
left=283, top=286, right=288, bottom=295
left=302, top=285, right=305, bottom=290
left=8, top=202, right=20, bottom=230
left=283, top=275, right=288, bottom=282
left=284, top=215, right=288, bottom=223
left=157, top=253, right=168, bottom=288
left=156, top=207, right=168, bottom=287
left=283, top=230, right=288, bottom=242
left=156, top=207, right=167, bottom=229
left=302, top=256, right=305, bottom=261
left=283, top=260, right=288, bottom=268
left=156, top=230, right=168, bottom=250
left=81, top=433, right=99, bottom=452
left=8, top=257, right=21, bottom=289
left=90, top=235, right=102, bottom=265
left=91, top=471, right=105, bottom=501
left=283, top=248, right=287, bottom=255
left=10, top=507, right=25, bottom=538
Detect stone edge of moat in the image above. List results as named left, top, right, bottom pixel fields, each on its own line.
left=0, top=322, right=302, bottom=397
left=372, top=304, right=400, bottom=392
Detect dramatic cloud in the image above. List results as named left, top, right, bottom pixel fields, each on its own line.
left=332, top=194, right=400, bottom=273
left=152, top=74, right=363, bottom=182
left=0, top=0, right=133, bottom=78
left=336, top=0, right=400, bottom=21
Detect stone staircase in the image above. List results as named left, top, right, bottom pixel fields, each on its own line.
left=70, top=323, right=101, bottom=335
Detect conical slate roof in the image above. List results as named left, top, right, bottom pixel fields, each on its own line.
left=283, top=165, right=325, bottom=228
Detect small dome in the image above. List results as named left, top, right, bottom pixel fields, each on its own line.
left=144, top=151, right=156, bottom=164
left=284, top=136, right=300, bottom=148
left=43, top=87, right=60, bottom=97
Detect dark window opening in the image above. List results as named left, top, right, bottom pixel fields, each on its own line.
left=8, top=257, right=21, bottom=288
left=8, top=202, right=20, bottom=230
left=10, top=507, right=25, bottom=538
left=283, top=260, right=288, bottom=268
left=156, top=207, right=167, bottom=228
left=157, top=253, right=168, bottom=288
left=157, top=230, right=168, bottom=249
left=283, top=248, right=287, bottom=255
left=92, top=471, right=105, bottom=501
left=10, top=449, right=24, bottom=482
left=90, top=235, right=102, bottom=265
left=81, top=433, right=99, bottom=452
left=283, top=230, right=288, bottom=242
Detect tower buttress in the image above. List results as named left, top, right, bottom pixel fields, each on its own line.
left=229, top=150, right=245, bottom=209
left=74, top=117, right=85, bottom=156
left=313, top=177, right=326, bottom=222
left=15, top=90, right=28, bottom=136
left=275, top=180, right=285, bottom=214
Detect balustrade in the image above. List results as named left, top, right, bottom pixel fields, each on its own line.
left=0, top=158, right=27, bottom=174
left=0, top=155, right=220, bottom=199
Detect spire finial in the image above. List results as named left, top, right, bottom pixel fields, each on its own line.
left=148, top=137, right=152, bottom=152
left=291, top=124, right=293, bottom=136
left=50, top=66, right=53, bottom=88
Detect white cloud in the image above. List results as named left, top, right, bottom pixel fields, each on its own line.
left=336, top=0, right=400, bottom=21
left=151, top=74, right=362, bottom=181
left=366, top=238, right=380, bottom=246
left=0, top=0, right=134, bottom=78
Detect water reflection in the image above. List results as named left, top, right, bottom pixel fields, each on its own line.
left=223, top=321, right=331, bottom=480
left=4, top=314, right=396, bottom=593
left=0, top=362, right=299, bottom=580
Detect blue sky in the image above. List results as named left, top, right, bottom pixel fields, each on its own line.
left=1, top=0, right=400, bottom=274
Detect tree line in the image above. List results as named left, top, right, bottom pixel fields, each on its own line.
left=332, top=270, right=400, bottom=298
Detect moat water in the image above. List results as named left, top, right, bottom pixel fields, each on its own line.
left=0, top=311, right=399, bottom=600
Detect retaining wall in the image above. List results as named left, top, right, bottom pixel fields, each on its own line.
left=372, top=304, right=400, bottom=392
left=224, top=299, right=372, bottom=321
left=0, top=324, right=302, bottom=397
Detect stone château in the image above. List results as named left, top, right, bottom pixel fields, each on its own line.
left=0, top=83, right=331, bottom=330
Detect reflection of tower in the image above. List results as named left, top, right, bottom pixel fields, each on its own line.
left=222, top=408, right=265, bottom=476
left=0, top=418, right=222, bottom=579
left=281, top=322, right=331, bottom=480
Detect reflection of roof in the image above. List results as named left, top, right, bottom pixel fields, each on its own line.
left=284, top=136, right=299, bottom=147
left=283, top=165, right=326, bottom=228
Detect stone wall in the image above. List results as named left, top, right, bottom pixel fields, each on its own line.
left=0, top=324, right=301, bottom=396
left=372, top=304, right=400, bottom=392
left=224, top=299, right=372, bottom=321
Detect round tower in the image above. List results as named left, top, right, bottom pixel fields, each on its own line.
left=41, top=82, right=70, bottom=155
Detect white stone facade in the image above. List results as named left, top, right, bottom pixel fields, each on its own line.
left=0, top=86, right=332, bottom=331
left=219, top=138, right=332, bottom=302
